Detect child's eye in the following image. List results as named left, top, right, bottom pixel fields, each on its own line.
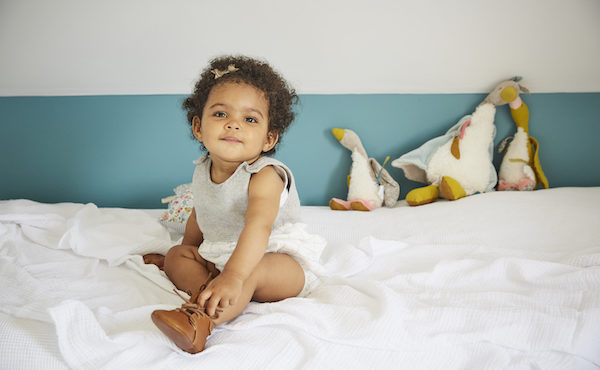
left=215, top=112, right=226, bottom=118
left=245, top=117, right=258, bottom=124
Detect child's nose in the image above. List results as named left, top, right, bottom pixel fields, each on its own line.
left=226, top=119, right=240, bottom=130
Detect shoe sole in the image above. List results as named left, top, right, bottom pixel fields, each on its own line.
left=151, top=312, right=199, bottom=354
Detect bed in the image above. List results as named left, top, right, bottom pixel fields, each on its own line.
left=1, top=187, right=599, bottom=369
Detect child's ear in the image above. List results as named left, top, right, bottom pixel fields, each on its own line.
left=262, top=131, right=279, bottom=152
left=192, top=116, right=202, bottom=142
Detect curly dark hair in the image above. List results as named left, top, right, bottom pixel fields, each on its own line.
left=182, top=55, right=298, bottom=155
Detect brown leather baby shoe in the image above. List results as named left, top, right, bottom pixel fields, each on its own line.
left=152, top=290, right=215, bottom=354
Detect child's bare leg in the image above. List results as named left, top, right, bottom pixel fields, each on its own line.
left=163, top=245, right=216, bottom=295
left=152, top=252, right=303, bottom=353
left=210, top=253, right=304, bottom=326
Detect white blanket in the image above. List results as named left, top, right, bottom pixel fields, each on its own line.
left=1, top=188, right=600, bottom=369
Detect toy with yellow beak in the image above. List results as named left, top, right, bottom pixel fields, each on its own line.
left=496, top=78, right=549, bottom=191
left=329, top=128, right=399, bottom=211
left=392, top=77, right=527, bottom=206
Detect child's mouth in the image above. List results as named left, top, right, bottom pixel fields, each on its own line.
left=221, top=137, right=241, bottom=143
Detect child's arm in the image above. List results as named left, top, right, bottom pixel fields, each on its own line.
left=198, top=166, right=284, bottom=316
left=182, top=208, right=204, bottom=246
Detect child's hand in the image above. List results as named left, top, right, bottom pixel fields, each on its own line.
left=198, top=271, right=244, bottom=318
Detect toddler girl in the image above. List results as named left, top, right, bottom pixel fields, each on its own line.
left=145, top=55, right=324, bottom=354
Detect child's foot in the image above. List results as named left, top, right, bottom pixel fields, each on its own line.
left=152, top=290, right=215, bottom=354
left=143, top=253, right=165, bottom=270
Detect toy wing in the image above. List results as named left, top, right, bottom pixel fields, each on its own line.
left=369, top=158, right=399, bottom=207
left=529, top=136, right=549, bottom=189
left=391, top=115, right=472, bottom=184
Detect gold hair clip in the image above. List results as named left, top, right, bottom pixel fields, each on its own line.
left=211, top=64, right=239, bottom=79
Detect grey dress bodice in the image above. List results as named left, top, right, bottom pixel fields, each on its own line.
left=191, top=154, right=301, bottom=244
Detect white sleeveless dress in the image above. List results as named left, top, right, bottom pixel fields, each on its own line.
left=191, top=154, right=325, bottom=296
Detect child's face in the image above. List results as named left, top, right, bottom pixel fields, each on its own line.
left=192, top=82, right=277, bottom=166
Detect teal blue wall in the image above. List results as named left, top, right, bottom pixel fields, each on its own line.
left=1, top=93, right=599, bottom=208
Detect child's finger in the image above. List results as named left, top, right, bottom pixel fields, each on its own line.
left=198, top=289, right=212, bottom=308
left=222, top=297, right=234, bottom=307
left=205, top=295, right=222, bottom=317
left=217, top=298, right=232, bottom=311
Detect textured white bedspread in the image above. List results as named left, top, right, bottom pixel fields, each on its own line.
left=1, top=188, right=599, bottom=369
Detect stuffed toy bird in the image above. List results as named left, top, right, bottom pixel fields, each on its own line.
left=496, top=79, right=549, bottom=191
left=329, top=128, right=399, bottom=211
left=391, top=77, right=528, bottom=206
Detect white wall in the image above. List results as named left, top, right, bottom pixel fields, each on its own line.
left=1, top=0, right=599, bottom=96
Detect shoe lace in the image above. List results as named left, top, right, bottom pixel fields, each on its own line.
left=172, top=273, right=222, bottom=321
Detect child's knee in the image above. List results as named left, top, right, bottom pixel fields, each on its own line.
left=164, top=245, right=192, bottom=274
left=165, top=244, right=182, bottom=259
left=165, top=244, right=196, bottom=261
left=253, top=253, right=304, bottom=301
left=164, top=244, right=206, bottom=273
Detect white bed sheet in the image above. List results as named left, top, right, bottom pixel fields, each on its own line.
left=1, top=187, right=599, bottom=369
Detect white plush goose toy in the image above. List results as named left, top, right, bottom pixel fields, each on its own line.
left=392, top=78, right=528, bottom=206
left=497, top=78, right=549, bottom=191
left=329, top=128, right=399, bottom=211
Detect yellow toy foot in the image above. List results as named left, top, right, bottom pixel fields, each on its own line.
left=406, top=185, right=439, bottom=206
left=439, top=176, right=466, bottom=201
